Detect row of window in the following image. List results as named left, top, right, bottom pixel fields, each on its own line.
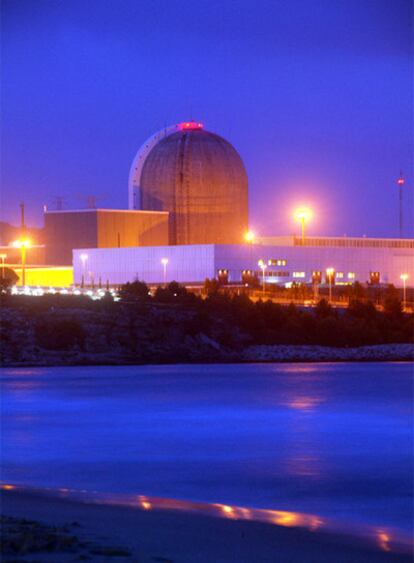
left=219, top=270, right=381, bottom=283
left=294, top=237, right=414, bottom=249
left=224, top=270, right=357, bottom=280
left=267, top=259, right=287, bottom=266
left=254, top=270, right=290, bottom=277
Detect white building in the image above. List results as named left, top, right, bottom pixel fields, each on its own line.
left=73, top=236, right=414, bottom=288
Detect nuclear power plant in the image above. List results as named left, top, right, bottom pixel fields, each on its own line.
left=1, top=120, right=413, bottom=290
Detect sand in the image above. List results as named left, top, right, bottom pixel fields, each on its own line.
left=1, top=490, right=411, bottom=562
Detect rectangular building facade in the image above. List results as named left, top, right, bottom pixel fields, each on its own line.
left=73, top=237, right=414, bottom=288
left=45, top=209, right=169, bottom=265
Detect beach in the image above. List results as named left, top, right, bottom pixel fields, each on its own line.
left=2, top=489, right=412, bottom=562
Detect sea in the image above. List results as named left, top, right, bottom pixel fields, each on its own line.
left=1, top=362, right=412, bottom=549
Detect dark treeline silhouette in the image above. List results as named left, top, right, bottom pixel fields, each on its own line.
left=118, top=279, right=413, bottom=347
left=1, top=279, right=413, bottom=350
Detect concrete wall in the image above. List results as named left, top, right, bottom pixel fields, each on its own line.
left=45, top=210, right=169, bottom=265
left=139, top=130, right=248, bottom=245
left=96, top=210, right=168, bottom=248
left=0, top=245, right=46, bottom=266
left=73, top=245, right=216, bottom=286
left=45, top=212, right=98, bottom=265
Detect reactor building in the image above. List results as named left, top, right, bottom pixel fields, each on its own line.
left=128, top=121, right=248, bottom=245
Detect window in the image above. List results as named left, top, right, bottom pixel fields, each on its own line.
left=347, top=272, right=355, bottom=279
left=293, top=272, right=305, bottom=278
left=217, top=269, right=229, bottom=284
left=312, top=271, right=322, bottom=283
left=255, top=271, right=289, bottom=278
left=268, top=259, right=287, bottom=266
left=369, top=271, right=380, bottom=285
left=336, top=272, right=344, bottom=279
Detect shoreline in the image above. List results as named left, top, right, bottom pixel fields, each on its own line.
left=1, top=489, right=412, bottom=562
left=2, top=343, right=413, bottom=368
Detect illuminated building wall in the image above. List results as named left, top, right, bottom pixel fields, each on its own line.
left=72, top=237, right=414, bottom=288
left=13, top=266, right=73, bottom=287
left=44, top=209, right=169, bottom=265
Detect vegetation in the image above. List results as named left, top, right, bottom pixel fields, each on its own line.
left=0, top=268, right=19, bottom=292
left=1, top=281, right=412, bottom=361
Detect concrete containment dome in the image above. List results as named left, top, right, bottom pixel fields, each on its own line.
left=130, top=122, right=248, bottom=245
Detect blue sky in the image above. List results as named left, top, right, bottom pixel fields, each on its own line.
left=1, top=0, right=412, bottom=237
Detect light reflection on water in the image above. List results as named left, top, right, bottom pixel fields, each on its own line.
left=0, top=363, right=413, bottom=548
left=1, top=483, right=412, bottom=555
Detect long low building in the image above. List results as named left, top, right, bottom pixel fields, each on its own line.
left=73, top=236, right=414, bottom=288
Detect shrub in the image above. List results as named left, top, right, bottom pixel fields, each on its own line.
left=35, top=319, right=86, bottom=351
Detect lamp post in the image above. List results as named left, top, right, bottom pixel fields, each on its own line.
left=400, top=273, right=408, bottom=311
left=294, top=207, right=312, bottom=244
left=0, top=253, right=7, bottom=279
left=396, top=173, right=405, bottom=238
left=161, top=258, right=169, bottom=286
left=326, top=267, right=334, bottom=303
left=245, top=230, right=255, bottom=268
left=80, top=253, right=88, bottom=288
left=12, top=240, right=30, bottom=287
left=258, top=259, right=267, bottom=296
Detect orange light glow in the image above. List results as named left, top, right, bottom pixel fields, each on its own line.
left=12, top=238, right=31, bottom=249
left=138, top=495, right=152, bottom=510
left=1, top=484, right=15, bottom=490
left=287, top=396, right=323, bottom=411
left=271, top=511, right=299, bottom=527
left=377, top=530, right=391, bottom=552
left=222, top=505, right=233, bottom=514
left=245, top=230, right=255, bottom=243
left=294, top=207, right=313, bottom=223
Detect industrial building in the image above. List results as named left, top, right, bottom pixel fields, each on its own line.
left=4, top=120, right=413, bottom=290
left=44, top=208, right=169, bottom=265
left=73, top=236, right=414, bottom=288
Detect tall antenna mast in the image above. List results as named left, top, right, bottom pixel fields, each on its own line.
left=396, top=171, right=405, bottom=238
left=20, top=202, right=26, bottom=234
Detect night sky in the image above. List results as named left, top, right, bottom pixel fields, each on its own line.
left=1, top=0, right=412, bottom=238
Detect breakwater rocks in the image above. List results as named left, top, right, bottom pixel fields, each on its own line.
left=1, top=302, right=413, bottom=367
left=242, top=343, right=414, bottom=362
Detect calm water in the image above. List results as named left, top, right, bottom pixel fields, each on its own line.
left=1, top=363, right=413, bottom=537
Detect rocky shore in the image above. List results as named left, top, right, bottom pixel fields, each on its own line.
left=242, top=343, right=414, bottom=362
left=1, top=302, right=413, bottom=367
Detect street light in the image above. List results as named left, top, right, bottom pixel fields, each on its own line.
left=326, top=267, right=335, bottom=303
left=294, top=207, right=313, bottom=244
left=161, top=258, right=169, bottom=285
left=400, top=273, right=408, bottom=311
left=0, top=253, right=7, bottom=279
left=80, top=253, right=88, bottom=288
left=12, top=239, right=30, bottom=286
left=258, top=259, right=267, bottom=296
left=245, top=231, right=255, bottom=244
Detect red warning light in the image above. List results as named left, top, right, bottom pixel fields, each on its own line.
left=397, top=171, right=405, bottom=186
left=180, top=121, right=204, bottom=130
